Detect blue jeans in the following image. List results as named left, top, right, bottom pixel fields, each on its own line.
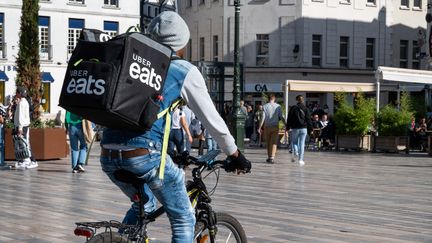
left=168, top=128, right=184, bottom=155
left=291, top=128, right=308, bottom=161
left=68, top=123, right=87, bottom=168
left=206, top=138, right=217, bottom=151
left=100, top=151, right=195, bottom=242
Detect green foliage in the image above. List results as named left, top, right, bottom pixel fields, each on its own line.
left=409, top=95, right=427, bottom=119
left=16, top=0, right=42, bottom=120
left=377, top=92, right=412, bottom=136
left=334, top=92, right=375, bottom=135
left=30, top=119, right=56, bottom=129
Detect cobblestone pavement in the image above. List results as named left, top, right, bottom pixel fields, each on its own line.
left=0, top=143, right=431, bottom=242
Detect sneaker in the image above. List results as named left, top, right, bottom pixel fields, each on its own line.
left=266, top=158, right=274, bottom=164
left=76, top=164, right=85, bottom=173
left=299, top=160, right=305, bottom=166
left=26, top=161, right=38, bottom=169
left=72, top=166, right=79, bottom=173
left=13, top=162, right=27, bottom=169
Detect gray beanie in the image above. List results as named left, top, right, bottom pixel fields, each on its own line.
left=147, top=11, right=190, bottom=51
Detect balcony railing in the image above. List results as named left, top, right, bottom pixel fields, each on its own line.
left=40, top=45, right=53, bottom=61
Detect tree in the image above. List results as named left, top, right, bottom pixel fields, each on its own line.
left=15, top=0, right=41, bottom=120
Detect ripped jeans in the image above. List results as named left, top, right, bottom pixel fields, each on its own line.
left=100, top=151, right=195, bottom=243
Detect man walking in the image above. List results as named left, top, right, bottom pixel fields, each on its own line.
left=258, top=94, right=285, bottom=163
left=287, top=95, right=312, bottom=166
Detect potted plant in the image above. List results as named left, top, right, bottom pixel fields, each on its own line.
left=5, top=119, right=68, bottom=160
left=374, top=92, right=412, bottom=153
left=4, top=0, right=68, bottom=161
left=334, top=92, right=375, bottom=151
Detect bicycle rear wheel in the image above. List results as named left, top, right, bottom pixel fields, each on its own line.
left=85, top=232, right=129, bottom=243
left=195, top=212, right=247, bottom=243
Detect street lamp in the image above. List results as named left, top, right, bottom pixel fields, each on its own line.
left=232, top=0, right=246, bottom=151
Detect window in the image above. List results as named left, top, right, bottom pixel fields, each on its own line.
left=366, top=0, right=376, bottom=4
left=0, top=13, right=4, bottom=58
left=312, top=35, right=321, bottom=67
left=104, top=21, right=118, bottom=37
left=200, top=37, right=205, bottom=61
left=187, top=0, right=192, bottom=7
left=104, top=0, right=118, bottom=7
left=366, top=38, right=375, bottom=69
left=39, top=16, right=50, bottom=60
left=256, top=34, right=269, bottom=66
left=68, top=18, right=84, bottom=54
left=41, top=82, right=50, bottom=113
left=339, top=36, right=349, bottom=68
left=413, top=0, right=421, bottom=8
left=69, top=0, right=84, bottom=4
left=213, top=35, right=218, bottom=62
left=412, top=40, right=420, bottom=69
left=400, top=40, right=408, bottom=68
left=401, top=0, right=409, bottom=7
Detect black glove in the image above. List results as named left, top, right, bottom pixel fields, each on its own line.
left=225, top=150, right=251, bottom=173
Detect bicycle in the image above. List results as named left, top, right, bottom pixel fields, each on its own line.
left=74, top=150, right=248, bottom=243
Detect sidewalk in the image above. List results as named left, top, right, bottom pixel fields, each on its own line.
left=0, top=143, right=431, bottom=242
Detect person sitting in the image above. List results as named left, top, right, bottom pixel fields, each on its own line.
left=320, top=115, right=335, bottom=149
left=408, top=116, right=421, bottom=150
left=416, top=118, right=428, bottom=151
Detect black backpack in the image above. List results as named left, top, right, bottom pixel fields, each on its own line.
left=59, top=28, right=173, bottom=132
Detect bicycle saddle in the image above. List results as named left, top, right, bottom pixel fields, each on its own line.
left=113, top=169, right=146, bottom=186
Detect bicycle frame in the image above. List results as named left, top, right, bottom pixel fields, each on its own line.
left=75, top=151, right=223, bottom=242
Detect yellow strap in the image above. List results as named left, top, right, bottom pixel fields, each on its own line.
left=158, top=99, right=182, bottom=179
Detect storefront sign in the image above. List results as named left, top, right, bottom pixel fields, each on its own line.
left=0, top=65, right=17, bottom=72
left=245, top=83, right=283, bottom=93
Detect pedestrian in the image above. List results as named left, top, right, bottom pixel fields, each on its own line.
left=168, top=106, right=193, bottom=156
left=254, top=104, right=264, bottom=146
left=245, top=105, right=254, bottom=139
left=99, top=11, right=251, bottom=242
left=0, top=104, right=7, bottom=168
left=258, top=94, right=286, bottom=163
left=65, top=111, right=87, bottom=173
left=203, top=126, right=218, bottom=152
left=287, top=95, right=312, bottom=166
left=13, top=87, right=38, bottom=169
left=181, top=105, right=194, bottom=152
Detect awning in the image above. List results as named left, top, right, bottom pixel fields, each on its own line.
left=288, top=80, right=377, bottom=92
left=0, top=71, right=9, bottom=81
left=41, top=72, right=54, bottom=82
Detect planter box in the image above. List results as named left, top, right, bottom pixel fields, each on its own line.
left=373, top=136, right=409, bottom=153
left=336, top=135, right=371, bottom=151
left=5, top=127, right=69, bottom=161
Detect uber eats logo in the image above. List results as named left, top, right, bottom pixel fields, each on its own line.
left=129, top=53, right=162, bottom=91
left=67, top=70, right=105, bottom=95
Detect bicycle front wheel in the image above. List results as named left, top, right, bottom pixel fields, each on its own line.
left=195, top=212, right=247, bottom=243
left=86, top=232, right=129, bottom=243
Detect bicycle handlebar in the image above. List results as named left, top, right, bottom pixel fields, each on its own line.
left=171, top=151, right=232, bottom=172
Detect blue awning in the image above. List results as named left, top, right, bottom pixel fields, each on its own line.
left=0, top=71, right=9, bottom=81
left=41, top=72, right=54, bottom=82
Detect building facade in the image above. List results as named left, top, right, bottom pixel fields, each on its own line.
left=0, top=0, right=140, bottom=117
left=179, top=0, right=428, bottom=114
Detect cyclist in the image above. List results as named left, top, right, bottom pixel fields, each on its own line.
left=100, top=11, right=252, bottom=243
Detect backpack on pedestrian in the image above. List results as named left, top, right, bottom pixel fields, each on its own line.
left=190, top=117, right=203, bottom=138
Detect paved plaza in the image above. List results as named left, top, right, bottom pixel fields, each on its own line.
left=0, top=144, right=431, bottom=243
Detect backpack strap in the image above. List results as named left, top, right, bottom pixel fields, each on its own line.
left=156, top=99, right=183, bottom=180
